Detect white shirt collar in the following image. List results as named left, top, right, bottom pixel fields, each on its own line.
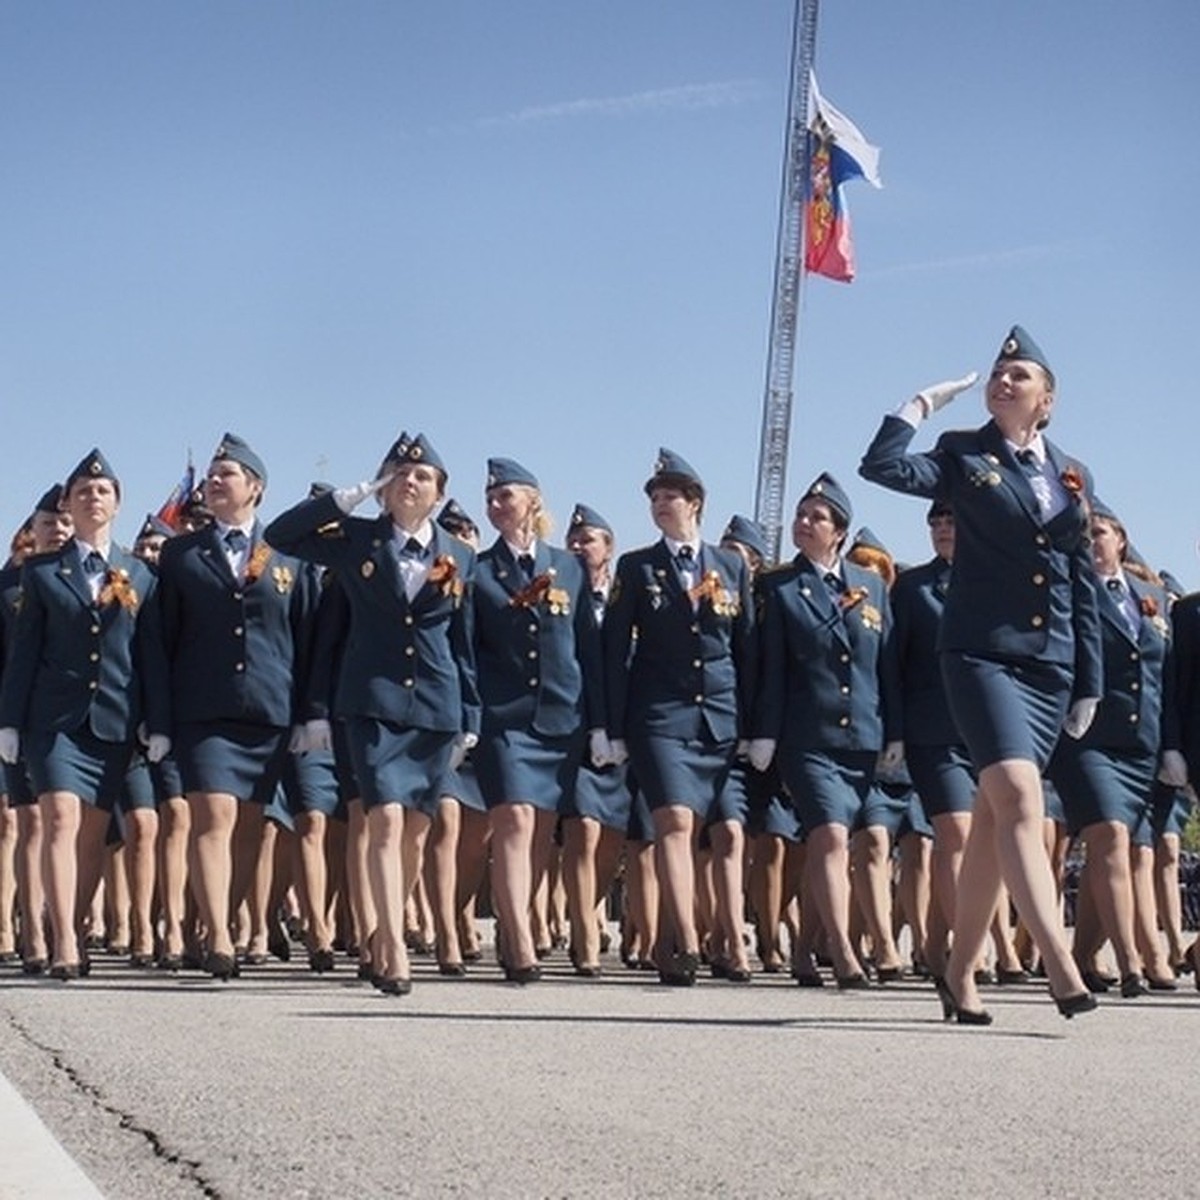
left=504, top=538, right=537, bottom=561
left=1005, top=433, right=1047, bottom=465
left=393, top=519, right=433, bottom=548
left=215, top=519, right=254, bottom=538
left=75, top=536, right=110, bottom=561
left=664, top=537, right=699, bottom=559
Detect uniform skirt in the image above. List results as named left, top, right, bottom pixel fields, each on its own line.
left=474, top=726, right=583, bottom=813
left=906, top=743, right=976, bottom=820
left=627, top=734, right=734, bottom=818
left=175, top=721, right=288, bottom=804
left=435, top=759, right=487, bottom=813
left=780, top=748, right=876, bottom=832
left=861, top=779, right=933, bottom=839
left=744, top=762, right=800, bottom=840
left=345, top=717, right=453, bottom=814
left=149, top=755, right=184, bottom=804
left=625, top=777, right=655, bottom=843
left=3, top=760, right=35, bottom=808
left=564, top=761, right=631, bottom=831
left=282, top=749, right=345, bottom=821
left=1151, top=781, right=1190, bottom=840
left=941, top=652, right=1071, bottom=772
left=1049, top=744, right=1156, bottom=837
left=25, top=728, right=133, bottom=810
left=119, top=756, right=157, bottom=813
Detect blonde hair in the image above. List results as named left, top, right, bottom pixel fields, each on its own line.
left=528, top=489, right=554, bottom=541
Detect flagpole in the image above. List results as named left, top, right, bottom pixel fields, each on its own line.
left=752, top=0, right=819, bottom=564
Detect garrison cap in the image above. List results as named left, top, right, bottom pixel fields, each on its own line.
left=437, top=498, right=477, bottom=536
left=486, top=457, right=539, bottom=490
left=644, top=448, right=705, bottom=499
left=721, top=514, right=769, bottom=561
left=799, top=471, right=852, bottom=526
left=382, top=431, right=446, bottom=475
left=569, top=503, right=612, bottom=536
left=34, top=484, right=65, bottom=514
left=995, top=324, right=1052, bottom=377
left=137, top=514, right=175, bottom=541
left=212, top=432, right=267, bottom=484
left=850, top=525, right=889, bottom=556
left=65, top=448, right=120, bottom=496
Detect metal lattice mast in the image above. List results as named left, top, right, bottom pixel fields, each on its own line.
left=753, top=0, right=819, bottom=564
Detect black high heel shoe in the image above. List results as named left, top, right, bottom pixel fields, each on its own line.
left=1052, top=990, right=1098, bottom=1019
left=933, top=976, right=993, bottom=1026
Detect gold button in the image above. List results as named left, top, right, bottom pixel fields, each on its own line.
left=529, top=678, right=538, bottom=687
left=1130, top=681, right=1139, bottom=692
left=405, top=616, right=414, bottom=626
left=405, top=646, right=414, bottom=656
left=1035, top=535, right=1047, bottom=546
left=235, top=662, right=244, bottom=672
left=233, top=626, right=243, bottom=636
left=88, top=681, right=98, bottom=690
left=528, top=650, right=538, bottom=659
left=840, top=653, right=850, bottom=664
left=840, top=685, right=850, bottom=695
left=1032, top=573, right=1045, bottom=585
left=1130, top=651, right=1139, bottom=661
left=89, top=652, right=99, bottom=662
left=90, top=625, right=100, bottom=634
left=1129, top=713, right=1139, bottom=724
left=404, top=678, right=415, bottom=688
left=839, top=716, right=850, bottom=727
left=691, top=624, right=700, bottom=634
left=1031, top=615, right=1044, bottom=628
left=692, top=659, right=702, bottom=669
left=233, top=591, right=243, bottom=601
left=528, top=624, right=537, bottom=634
left=694, top=694, right=704, bottom=704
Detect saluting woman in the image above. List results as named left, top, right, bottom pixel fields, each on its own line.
left=156, top=434, right=310, bottom=980
left=860, top=325, right=1103, bottom=1023
left=0, top=451, right=169, bottom=980
left=265, top=432, right=479, bottom=994
left=748, top=474, right=902, bottom=989
left=473, top=461, right=604, bottom=983
left=604, top=450, right=755, bottom=986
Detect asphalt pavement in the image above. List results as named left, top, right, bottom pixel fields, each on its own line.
left=1, top=945, right=1198, bottom=1199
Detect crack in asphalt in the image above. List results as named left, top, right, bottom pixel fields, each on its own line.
left=6, top=1011, right=224, bottom=1199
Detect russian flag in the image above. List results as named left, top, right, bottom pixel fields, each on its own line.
left=804, top=74, right=881, bottom=283
left=155, top=459, right=195, bottom=530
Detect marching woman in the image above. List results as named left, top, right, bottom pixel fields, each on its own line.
left=473, top=462, right=604, bottom=983
left=860, top=325, right=1103, bottom=1023
left=748, top=475, right=902, bottom=988
left=265, top=432, right=479, bottom=994
left=604, top=450, right=755, bottom=986
left=560, top=502, right=630, bottom=977
left=0, top=452, right=169, bottom=980
left=1048, top=502, right=1180, bottom=996
left=2, top=486, right=73, bottom=973
left=156, top=434, right=310, bottom=980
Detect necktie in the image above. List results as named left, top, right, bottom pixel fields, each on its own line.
left=823, top=571, right=843, bottom=596
left=400, top=537, right=425, bottom=561
left=675, top=545, right=694, bottom=572
left=518, top=553, right=535, bottom=579
left=1016, top=449, right=1040, bottom=477
left=83, top=550, right=106, bottom=575
left=225, top=528, right=249, bottom=553
left=1105, top=578, right=1124, bottom=598
left=591, top=588, right=605, bottom=606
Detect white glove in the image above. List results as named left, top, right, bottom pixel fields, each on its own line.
left=746, top=738, right=777, bottom=773
left=878, top=740, right=905, bottom=773
left=304, top=719, right=333, bottom=754
left=288, top=724, right=308, bottom=754
left=589, top=729, right=614, bottom=769
left=918, top=372, right=979, bottom=416
left=1157, top=749, right=1189, bottom=789
left=332, top=474, right=393, bottom=515
left=449, top=731, right=478, bottom=771
left=0, top=728, right=19, bottom=765
left=735, top=739, right=750, bottom=760
left=1062, top=697, right=1100, bottom=740
left=608, top=738, right=629, bottom=767
left=145, top=735, right=171, bottom=764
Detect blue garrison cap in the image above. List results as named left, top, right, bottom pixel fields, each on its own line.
left=800, top=471, right=852, bottom=526
left=212, top=432, right=267, bottom=484
left=996, top=324, right=1052, bottom=377
left=34, top=483, right=64, bottom=514
left=1159, top=570, right=1186, bottom=598
left=137, top=514, right=175, bottom=541
left=382, top=431, right=447, bottom=476
left=1090, top=496, right=1120, bottom=525
left=644, top=447, right=705, bottom=498
left=721, top=514, right=769, bottom=561
left=437, top=498, right=477, bottom=536
left=308, top=481, right=334, bottom=499
left=486, top=457, right=538, bottom=490
left=927, top=498, right=953, bottom=522
left=569, top=503, right=612, bottom=536
left=850, top=525, right=889, bottom=556
left=65, top=448, right=120, bottom=496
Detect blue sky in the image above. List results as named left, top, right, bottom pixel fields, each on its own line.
left=3, top=1, right=1197, bottom=585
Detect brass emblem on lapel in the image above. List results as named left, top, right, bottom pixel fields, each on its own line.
left=860, top=602, right=883, bottom=632
left=272, top=565, right=294, bottom=594
left=361, top=560, right=375, bottom=578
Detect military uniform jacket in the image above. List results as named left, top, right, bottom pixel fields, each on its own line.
left=156, top=522, right=311, bottom=729
left=474, top=540, right=603, bottom=738
left=301, top=568, right=350, bottom=723
left=891, top=556, right=961, bottom=747
left=0, top=541, right=168, bottom=742
left=0, top=563, right=20, bottom=673
left=1171, top=591, right=1200, bottom=783
left=859, top=416, right=1103, bottom=702
left=1066, top=575, right=1175, bottom=756
left=264, top=493, right=481, bottom=737
left=754, top=555, right=899, bottom=753
left=603, top=540, right=754, bottom=743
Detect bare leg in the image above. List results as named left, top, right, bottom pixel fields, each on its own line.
left=186, top=791, right=239, bottom=957
left=365, top=803, right=410, bottom=983
left=1130, top=841, right=1173, bottom=984
left=1079, top=821, right=1140, bottom=979
left=156, top=796, right=189, bottom=961
left=426, top=797, right=463, bottom=968
left=455, top=806, right=490, bottom=958
left=708, top=820, right=750, bottom=973
left=0, top=797, right=16, bottom=957
left=124, top=807, right=159, bottom=960
left=850, top=825, right=902, bottom=972
left=652, top=806, right=699, bottom=960
left=896, top=832, right=932, bottom=970
left=562, top=816, right=602, bottom=970
left=1154, top=833, right=1186, bottom=970
left=927, top=812, right=970, bottom=974
left=489, top=802, right=539, bottom=969
left=15, top=806, right=47, bottom=965
left=804, top=823, right=860, bottom=979
left=293, top=810, right=332, bottom=958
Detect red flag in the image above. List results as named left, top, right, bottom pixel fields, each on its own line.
left=155, top=459, right=195, bottom=531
